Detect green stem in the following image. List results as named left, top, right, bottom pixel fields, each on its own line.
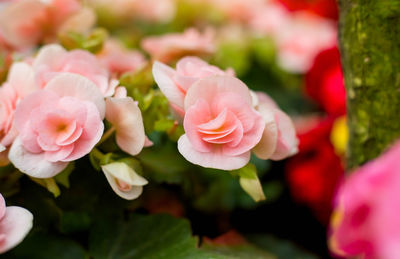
left=97, top=126, right=116, bottom=146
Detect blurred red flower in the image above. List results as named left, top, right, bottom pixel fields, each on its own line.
left=286, top=118, right=344, bottom=223
left=277, top=0, right=338, bottom=20
left=305, top=47, right=346, bottom=116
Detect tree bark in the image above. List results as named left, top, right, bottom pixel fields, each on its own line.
left=338, top=0, right=400, bottom=169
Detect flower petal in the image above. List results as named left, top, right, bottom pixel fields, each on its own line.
left=7, top=62, right=37, bottom=98
left=252, top=103, right=278, bottom=159
left=153, top=61, right=185, bottom=109
left=8, top=137, right=68, bottom=178
left=45, top=73, right=106, bottom=119
left=105, top=97, right=145, bottom=156
left=0, top=206, right=33, bottom=254
left=178, top=134, right=250, bottom=170
left=33, top=44, right=67, bottom=71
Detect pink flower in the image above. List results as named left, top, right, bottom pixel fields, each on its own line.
left=9, top=73, right=105, bottom=178
left=249, top=2, right=290, bottom=36
left=212, top=0, right=265, bottom=22
left=141, top=28, right=216, bottom=63
left=177, top=76, right=265, bottom=170
left=105, top=87, right=146, bottom=156
left=252, top=92, right=298, bottom=160
left=0, top=0, right=89, bottom=50
left=0, top=193, right=33, bottom=254
left=99, top=39, right=147, bottom=77
left=0, top=62, right=37, bottom=148
left=274, top=12, right=337, bottom=73
left=131, top=0, right=175, bottom=23
left=329, top=141, right=400, bottom=259
left=33, top=44, right=117, bottom=97
left=153, top=56, right=234, bottom=117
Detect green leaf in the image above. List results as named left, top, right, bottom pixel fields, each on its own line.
left=89, top=213, right=223, bottom=259
left=4, top=232, right=86, bottom=259
left=59, top=211, right=91, bottom=234
left=54, top=162, right=75, bottom=188
left=202, top=242, right=275, bottom=259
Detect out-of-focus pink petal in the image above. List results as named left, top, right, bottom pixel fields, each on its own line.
left=7, top=62, right=37, bottom=98
left=105, top=97, right=145, bottom=156
left=33, top=44, right=67, bottom=71
left=153, top=61, right=185, bottom=109
left=0, top=206, right=33, bottom=254
left=270, top=109, right=299, bottom=160
left=144, top=136, right=153, bottom=147
left=184, top=76, right=253, bottom=111
left=0, top=0, right=47, bottom=49
left=8, top=137, right=68, bottom=178
left=45, top=73, right=106, bottom=119
left=59, top=7, right=96, bottom=34
left=178, top=134, right=250, bottom=170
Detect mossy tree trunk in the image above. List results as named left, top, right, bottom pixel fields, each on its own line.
left=338, top=0, right=400, bottom=169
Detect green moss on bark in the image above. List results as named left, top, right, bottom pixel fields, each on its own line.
left=339, top=0, right=400, bottom=169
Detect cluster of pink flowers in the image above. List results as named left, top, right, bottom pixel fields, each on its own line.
left=153, top=56, right=298, bottom=170
left=0, top=44, right=147, bottom=195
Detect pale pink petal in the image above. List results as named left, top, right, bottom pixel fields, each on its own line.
left=269, top=109, right=299, bottom=160
left=44, top=144, right=74, bottom=162
left=0, top=144, right=5, bottom=153
left=252, top=104, right=278, bottom=159
left=7, top=62, right=37, bottom=98
left=33, top=44, right=67, bottom=71
left=14, top=90, right=59, bottom=131
left=183, top=99, right=213, bottom=152
left=184, top=76, right=253, bottom=111
left=114, top=87, right=127, bottom=98
left=0, top=206, right=33, bottom=254
left=102, top=162, right=148, bottom=200
left=105, top=97, right=145, bottom=156
left=45, top=73, right=106, bottom=119
left=62, top=101, right=104, bottom=161
left=153, top=61, right=185, bottom=109
left=178, top=134, right=250, bottom=170
left=222, top=113, right=264, bottom=156
left=255, top=91, right=278, bottom=109
left=8, top=138, right=68, bottom=178
left=144, top=136, right=153, bottom=147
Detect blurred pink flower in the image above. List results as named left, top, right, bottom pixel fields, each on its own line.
left=141, top=28, right=216, bottom=63
left=33, top=44, right=117, bottom=97
left=252, top=92, right=298, bottom=160
left=0, top=0, right=92, bottom=50
left=131, top=0, right=175, bottom=23
left=249, top=1, right=290, bottom=36
left=99, top=39, right=147, bottom=77
left=153, top=56, right=234, bottom=118
left=330, top=141, right=400, bottom=259
left=274, top=12, right=337, bottom=73
left=213, top=0, right=265, bottom=22
left=178, top=76, right=265, bottom=170
left=9, top=73, right=105, bottom=178
left=0, top=193, right=33, bottom=254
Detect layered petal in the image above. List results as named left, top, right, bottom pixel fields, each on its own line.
left=105, top=97, right=145, bottom=156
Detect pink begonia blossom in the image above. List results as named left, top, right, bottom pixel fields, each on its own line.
left=249, top=2, right=291, bottom=36
left=329, top=141, right=400, bottom=259
left=253, top=92, right=298, bottom=160
left=102, top=162, right=148, bottom=200
left=131, top=0, right=175, bottom=23
left=274, top=12, right=337, bottom=73
left=98, top=39, right=147, bottom=76
left=105, top=88, right=146, bottom=156
left=212, top=0, right=265, bottom=22
left=153, top=56, right=234, bottom=118
left=0, top=0, right=93, bottom=50
left=0, top=193, right=33, bottom=254
left=178, top=76, right=265, bottom=170
left=141, top=28, right=216, bottom=63
left=9, top=73, right=105, bottom=178
left=33, top=44, right=118, bottom=97
left=0, top=62, right=37, bottom=149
